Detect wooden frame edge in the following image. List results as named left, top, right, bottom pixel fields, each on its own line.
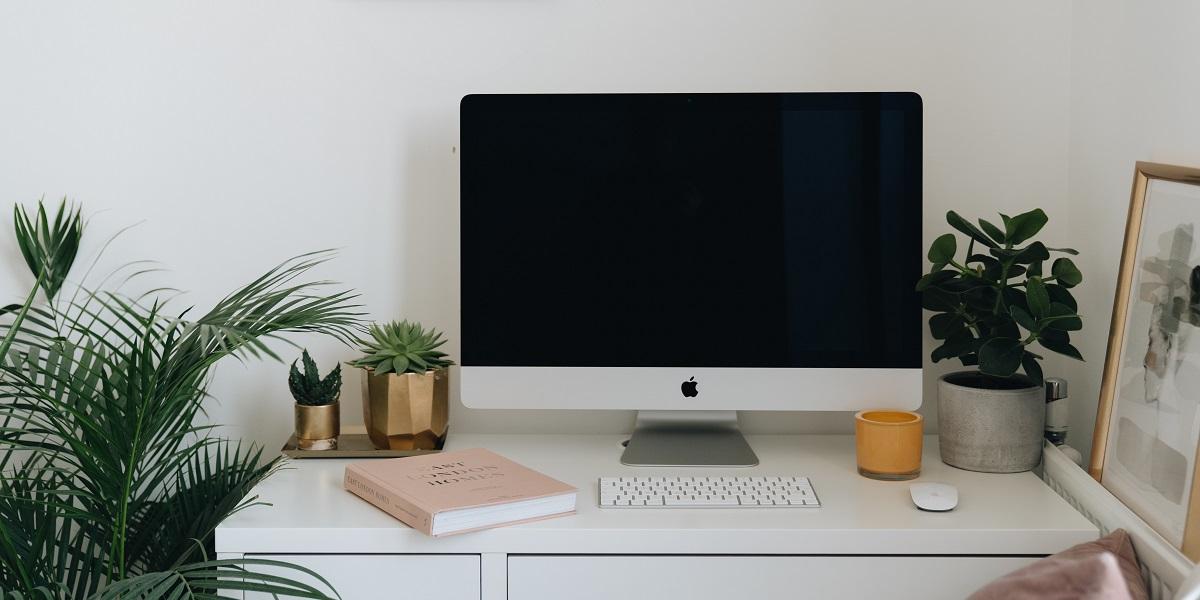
left=1088, top=164, right=1149, bottom=480
left=1089, top=162, right=1200, bottom=480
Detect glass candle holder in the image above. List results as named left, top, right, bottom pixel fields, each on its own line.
left=855, top=410, right=923, bottom=480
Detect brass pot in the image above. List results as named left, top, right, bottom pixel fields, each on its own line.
left=294, top=402, right=340, bottom=450
left=362, top=368, right=448, bottom=450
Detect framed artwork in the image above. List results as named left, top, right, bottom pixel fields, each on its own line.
left=1091, top=161, right=1200, bottom=559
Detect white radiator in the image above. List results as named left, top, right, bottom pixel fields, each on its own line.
left=1043, top=442, right=1194, bottom=600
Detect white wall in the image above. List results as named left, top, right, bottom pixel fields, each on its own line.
left=0, top=1, right=1073, bottom=451
left=1065, top=0, right=1200, bottom=464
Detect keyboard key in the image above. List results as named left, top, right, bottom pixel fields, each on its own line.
left=666, top=496, right=737, bottom=506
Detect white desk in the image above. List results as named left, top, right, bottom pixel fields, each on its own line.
left=217, top=434, right=1098, bottom=600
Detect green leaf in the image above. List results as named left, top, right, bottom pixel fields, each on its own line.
left=409, top=353, right=429, bottom=370
left=1010, top=305, right=1038, bottom=332
left=931, top=330, right=976, bottom=362
left=302, top=349, right=319, bottom=380
left=1003, top=208, right=1048, bottom=245
left=1027, top=277, right=1050, bottom=319
left=990, top=241, right=1050, bottom=265
left=921, top=288, right=958, bottom=312
left=989, top=318, right=1020, bottom=340
left=916, top=270, right=958, bottom=292
left=1021, top=352, right=1044, bottom=386
left=1051, top=257, right=1083, bottom=288
left=963, top=287, right=998, bottom=312
left=392, top=355, right=410, bottom=374
left=946, top=211, right=999, bottom=249
left=1038, top=335, right=1084, bottom=360
left=1002, top=286, right=1029, bottom=313
left=95, top=557, right=341, bottom=599
left=978, top=219, right=1006, bottom=244
left=927, top=234, right=957, bottom=268
left=1041, top=302, right=1082, bottom=331
left=940, top=277, right=990, bottom=293
left=12, top=198, right=83, bottom=301
left=928, top=313, right=965, bottom=340
left=1046, top=284, right=1078, bottom=311
left=978, top=337, right=1024, bottom=377
left=966, top=253, right=998, bottom=266
left=1040, top=327, right=1068, bottom=344
left=1047, top=246, right=1079, bottom=255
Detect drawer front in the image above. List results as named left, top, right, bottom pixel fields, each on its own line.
left=509, top=555, right=1036, bottom=600
left=245, top=554, right=479, bottom=600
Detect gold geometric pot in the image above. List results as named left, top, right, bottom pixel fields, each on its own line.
left=294, top=402, right=340, bottom=450
left=361, top=368, right=449, bottom=450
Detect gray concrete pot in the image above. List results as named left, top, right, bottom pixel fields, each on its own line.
left=937, top=371, right=1044, bottom=473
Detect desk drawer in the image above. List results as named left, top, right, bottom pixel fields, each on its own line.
left=244, top=554, right=479, bottom=600
left=508, top=555, right=1036, bottom=600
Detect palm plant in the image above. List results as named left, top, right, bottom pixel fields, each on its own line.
left=0, top=199, right=358, bottom=598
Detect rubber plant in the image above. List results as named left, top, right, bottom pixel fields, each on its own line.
left=917, top=208, right=1084, bottom=386
left=0, top=199, right=358, bottom=599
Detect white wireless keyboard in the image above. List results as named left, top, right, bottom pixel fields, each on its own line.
left=598, top=476, right=820, bottom=508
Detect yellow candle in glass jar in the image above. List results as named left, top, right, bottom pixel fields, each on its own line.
left=855, top=410, right=923, bottom=480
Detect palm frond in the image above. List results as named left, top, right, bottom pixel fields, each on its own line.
left=93, top=558, right=339, bottom=600
left=0, top=279, right=42, bottom=358
left=126, top=441, right=281, bottom=572
left=0, top=586, right=57, bottom=600
left=13, top=198, right=82, bottom=302
left=0, top=243, right=360, bottom=599
left=0, top=453, right=104, bottom=598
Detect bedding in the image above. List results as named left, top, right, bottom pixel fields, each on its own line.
left=968, top=529, right=1149, bottom=600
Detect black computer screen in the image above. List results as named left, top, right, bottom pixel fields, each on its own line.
left=460, top=93, right=922, bottom=368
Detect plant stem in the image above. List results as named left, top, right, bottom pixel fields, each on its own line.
left=955, top=307, right=983, bottom=338
left=949, top=259, right=989, bottom=279
left=111, top=353, right=151, bottom=581
left=0, top=275, right=41, bottom=356
left=993, top=263, right=1010, bottom=315
left=1010, top=276, right=1059, bottom=288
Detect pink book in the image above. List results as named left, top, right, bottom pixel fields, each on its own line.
left=344, top=448, right=577, bottom=537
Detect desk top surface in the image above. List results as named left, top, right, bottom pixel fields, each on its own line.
left=216, top=434, right=1098, bottom=555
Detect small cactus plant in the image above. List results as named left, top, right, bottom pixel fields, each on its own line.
left=349, top=320, right=453, bottom=376
left=288, top=349, right=342, bottom=406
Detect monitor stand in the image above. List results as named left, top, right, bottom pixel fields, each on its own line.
left=620, top=410, right=759, bottom=467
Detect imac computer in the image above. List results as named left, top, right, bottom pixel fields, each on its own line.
left=459, top=92, right=923, bottom=467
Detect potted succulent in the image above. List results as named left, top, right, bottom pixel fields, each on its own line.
left=289, top=349, right=343, bottom=450
left=918, top=208, right=1084, bottom=472
left=349, top=320, right=454, bottom=450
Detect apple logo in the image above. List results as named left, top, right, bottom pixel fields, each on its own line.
left=680, top=376, right=699, bottom=398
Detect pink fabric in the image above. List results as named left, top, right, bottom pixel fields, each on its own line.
left=969, top=529, right=1148, bottom=600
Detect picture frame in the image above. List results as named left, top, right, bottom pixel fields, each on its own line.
left=1090, top=161, right=1200, bottom=559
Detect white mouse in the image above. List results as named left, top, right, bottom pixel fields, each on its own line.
left=910, top=482, right=958, bottom=512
